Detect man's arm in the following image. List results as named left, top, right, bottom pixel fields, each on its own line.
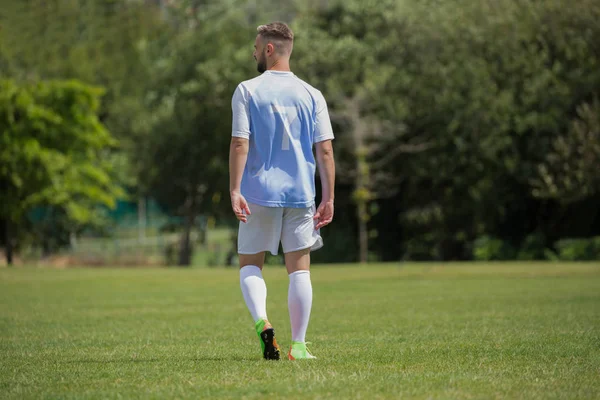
left=230, top=83, right=252, bottom=222
left=315, top=139, right=335, bottom=203
left=229, top=137, right=251, bottom=222
left=314, top=139, right=335, bottom=229
left=229, top=137, right=249, bottom=194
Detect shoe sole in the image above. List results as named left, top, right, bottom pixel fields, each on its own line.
left=260, top=328, right=280, bottom=360
left=288, top=352, right=317, bottom=360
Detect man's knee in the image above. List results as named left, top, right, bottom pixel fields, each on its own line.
left=239, top=252, right=266, bottom=269
left=284, top=247, right=311, bottom=273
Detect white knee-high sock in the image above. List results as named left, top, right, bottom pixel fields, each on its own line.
left=288, top=270, right=313, bottom=343
left=240, top=265, right=268, bottom=323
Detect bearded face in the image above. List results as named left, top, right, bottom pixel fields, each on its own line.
left=256, top=47, right=267, bottom=73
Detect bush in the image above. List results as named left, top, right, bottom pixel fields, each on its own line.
left=401, top=238, right=438, bottom=261
left=311, top=223, right=358, bottom=264
left=554, top=237, right=600, bottom=261
left=592, top=237, right=600, bottom=257
left=472, top=236, right=516, bottom=261
left=517, top=233, right=547, bottom=260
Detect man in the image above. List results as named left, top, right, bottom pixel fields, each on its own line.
left=229, top=21, right=335, bottom=361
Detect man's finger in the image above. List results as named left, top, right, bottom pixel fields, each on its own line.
left=317, top=217, right=333, bottom=229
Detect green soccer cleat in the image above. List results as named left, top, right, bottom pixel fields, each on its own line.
left=255, top=319, right=281, bottom=360
left=288, top=341, right=317, bottom=360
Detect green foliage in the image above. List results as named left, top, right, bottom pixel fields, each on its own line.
left=311, top=224, right=358, bottom=264
left=0, top=0, right=159, bottom=90
left=294, top=0, right=600, bottom=261
left=473, top=235, right=600, bottom=261
left=126, top=0, right=259, bottom=264
left=0, top=0, right=166, bottom=194
left=402, top=237, right=439, bottom=262
left=517, top=233, right=548, bottom=261
left=0, top=79, right=123, bottom=232
left=554, top=237, right=600, bottom=261
left=384, top=0, right=600, bottom=260
left=135, top=0, right=254, bottom=217
left=3, top=0, right=600, bottom=263
left=533, top=99, right=600, bottom=202
left=472, top=236, right=517, bottom=261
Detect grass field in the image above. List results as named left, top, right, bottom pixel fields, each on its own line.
left=1, top=263, right=599, bottom=399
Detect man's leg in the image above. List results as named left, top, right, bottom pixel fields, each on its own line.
left=239, top=253, right=267, bottom=323
left=238, top=203, right=280, bottom=324
left=239, top=252, right=281, bottom=360
left=285, top=248, right=316, bottom=359
left=237, top=203, right=283, bottom=360
left=285, top=248, right=313, bottom=348
left=280, top=205, right=321, bottom=358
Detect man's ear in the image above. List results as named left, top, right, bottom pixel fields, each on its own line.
left=266, top=43, right=275, bottom=55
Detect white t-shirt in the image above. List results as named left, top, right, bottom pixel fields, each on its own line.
left=231, top=70, right=334, bottom=208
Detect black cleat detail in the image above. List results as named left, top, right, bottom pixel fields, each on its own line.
left=260, top=328, right=280, bottom=360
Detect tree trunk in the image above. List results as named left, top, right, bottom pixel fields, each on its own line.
left=42, top=239, right=51, bottom=258
left=178, top=214, right=195, bottom=266
left=5, top=219, right=13, bottom=265
left=138, top=196, right=147, bottom=264
left=333, top=95, right=376, bottom=264
left=357, top=200, right=368, bottom=263
left=178, top=197, right=196, bottom=267
left=355, top=147, right=370, bottom=264
left=346, top=96, right=371, bottom=264
left=138, top=196, right=146, bottom=242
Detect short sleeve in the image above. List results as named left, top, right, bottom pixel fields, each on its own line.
left=232, top=84, right=251, bottom=139
left=313, top=91, right=334, bottom=144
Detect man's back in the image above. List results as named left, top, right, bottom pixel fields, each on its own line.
left=231, top=70, right=334, bottom=208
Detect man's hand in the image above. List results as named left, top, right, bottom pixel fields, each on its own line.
left=314, top=200, right=334, bottom=230
left=231, top=190, right=251, bottom=223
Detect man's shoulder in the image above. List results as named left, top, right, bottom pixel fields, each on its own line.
left=292, top=75, right=324, bottom=98
left=235, top=74, right=266, bottom=94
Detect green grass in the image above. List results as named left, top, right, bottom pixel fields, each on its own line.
left=1, top=263, right=599, bottom=399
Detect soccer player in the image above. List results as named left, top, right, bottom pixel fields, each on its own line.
left=229, top=22, right=335, bottom=361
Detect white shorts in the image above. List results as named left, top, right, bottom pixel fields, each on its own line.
left=238, top=203, right=324, bottom=255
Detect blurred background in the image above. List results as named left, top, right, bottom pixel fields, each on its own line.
left=0, top=0, right=599, bottom=267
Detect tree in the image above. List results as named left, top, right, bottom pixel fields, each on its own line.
left=0, top=79, right=123, bottom=264
left=389, top=0, right=600, bottom=259
left=291, top=0, right=408, bottom=262
left=134, top=0, right=255, bottom=265
left=293, top=0, right=600, bottom=261
left=533, top=99, right=600, bottom=203
left=0, top=0, right=165, bottom=180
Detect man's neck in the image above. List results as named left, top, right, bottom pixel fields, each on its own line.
left=268, top=59, right=291, bottom=72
